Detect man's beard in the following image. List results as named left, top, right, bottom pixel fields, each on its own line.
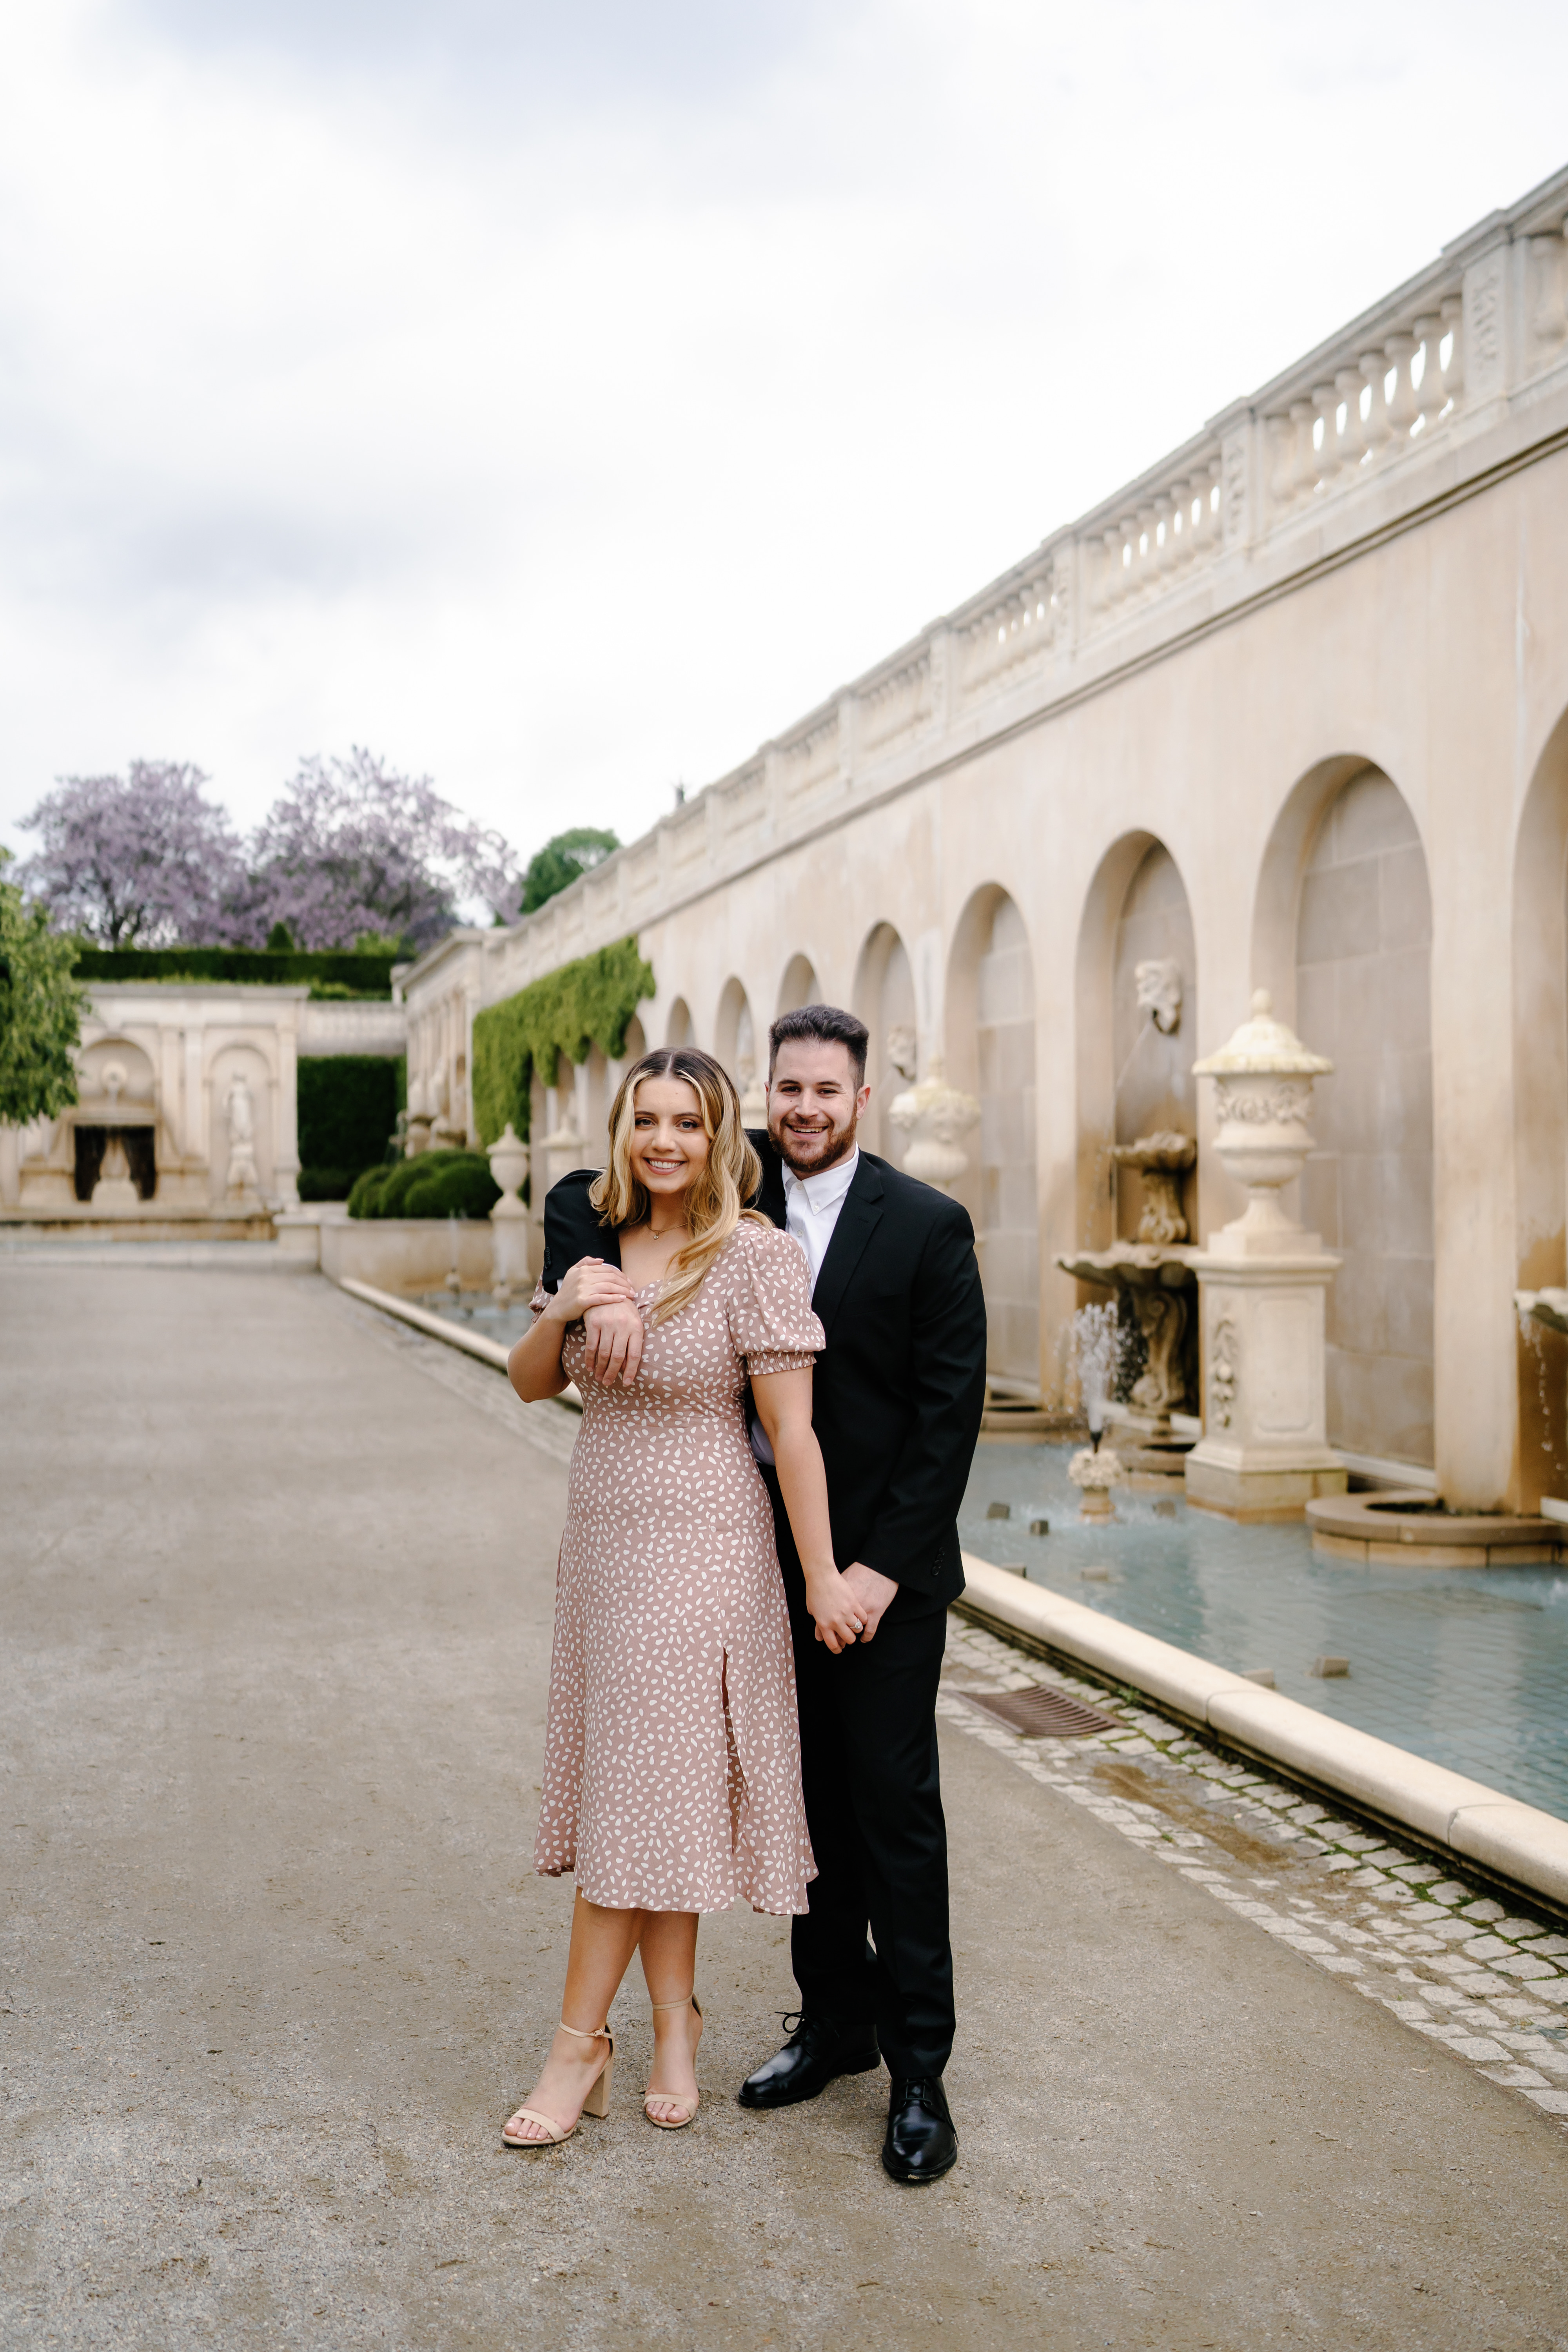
left=770, top=1103, right=858, bottom=1177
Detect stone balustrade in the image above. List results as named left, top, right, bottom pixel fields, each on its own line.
left=407, top=164, right=1568, bottom=1026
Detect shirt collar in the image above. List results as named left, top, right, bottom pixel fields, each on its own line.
left=783, top=1145, right=859, bottom=1210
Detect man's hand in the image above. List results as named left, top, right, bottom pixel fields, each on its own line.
left=829, top=1561, right=900, bottom=1644
left=582, top=1298, right=646, bottom=1387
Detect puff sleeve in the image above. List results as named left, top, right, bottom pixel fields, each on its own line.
left=724, top=1222, right=824, bottom=1375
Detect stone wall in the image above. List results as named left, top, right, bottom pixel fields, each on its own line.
left=1297, top=771, right=1434, bottom=1467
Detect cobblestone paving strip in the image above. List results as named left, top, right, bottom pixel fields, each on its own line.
left=941, top=1615, right=1568, bottom=2131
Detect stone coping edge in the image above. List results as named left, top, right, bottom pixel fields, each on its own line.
left=1305, top=1490, right=1560, bottom=1549
left=956, top=1552, right=1568, bottom=1917
left=334, top=1276, right=583, bottom=1409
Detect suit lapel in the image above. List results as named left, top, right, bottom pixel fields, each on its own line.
left=808, top=1153, right=884, bottom=1338
left=749, top=1129, right=788, bottom=1229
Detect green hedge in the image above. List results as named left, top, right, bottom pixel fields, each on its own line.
left=297, top=1056, right=403, bottom=1197
left=73, top=946, right=399, bottom=996
left=470, top=936, right=653, bottom=1146
left=348, top=1149, right=499, bottom=1220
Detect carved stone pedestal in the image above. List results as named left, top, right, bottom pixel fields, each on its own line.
left=1185, top=1247, right=1347, bottom=1519
left=1183, top=991, right=1347, bottom=1521
left=487, top=1123, right=531, bottom=1303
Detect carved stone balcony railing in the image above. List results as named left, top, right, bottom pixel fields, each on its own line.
left=400, top=162, right=1568, bottom=1020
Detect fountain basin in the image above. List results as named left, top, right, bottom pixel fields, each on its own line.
left=1307, top=1489, right=1563, bottom=1566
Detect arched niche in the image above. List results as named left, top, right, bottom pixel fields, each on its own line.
left=207, top=1042, right=275, bottom=1205
left=946, top=886, right=1038, bottom=1383
left=1274, top=762, right=1434, bottom=1469
left=664, top=997, right=695, bottom=1048
left=1111, top=843, right=1198, bottom=1239
left=714, top=976, right=760, bottom=1093
left=776, top=954, right=819, bottom=1017
left=1074, top=833, right=1180, bottom=1254
left=851, top=922, right=916, bottom=1162
left=1513, top=702, right=1568, bottom=1505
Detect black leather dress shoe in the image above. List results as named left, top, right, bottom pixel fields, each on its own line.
left=882, top=2075, right=958, bottom=2183
left=737, top=2014, right=881, bottom=2109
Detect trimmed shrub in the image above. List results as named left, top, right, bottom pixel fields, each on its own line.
left=351, top=1148, right=499, bottom=1220
left=72, top=945, right=399, bottom=995
left=347, top=1165, right=392, bottom=1218
left=298, top=1167, right=361, bottom=1201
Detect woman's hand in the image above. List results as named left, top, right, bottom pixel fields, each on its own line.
left=803, top=1563, right=867, bottom=1655
left=547, top=1257, right=635, bottom=1325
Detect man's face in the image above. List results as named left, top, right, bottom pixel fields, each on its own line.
left=767, top=1038, right=870, bottom=1176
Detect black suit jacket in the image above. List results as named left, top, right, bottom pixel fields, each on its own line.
left=540, top=1134, right=987, bottom=1610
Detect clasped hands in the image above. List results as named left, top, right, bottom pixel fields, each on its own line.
left=568, top=1272, right=898, bottom=1653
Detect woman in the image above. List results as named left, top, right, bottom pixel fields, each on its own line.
left=501, top=1047, right=863, bottom=2146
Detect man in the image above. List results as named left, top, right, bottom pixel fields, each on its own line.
left=540, top=1005, right=987, bottom=2183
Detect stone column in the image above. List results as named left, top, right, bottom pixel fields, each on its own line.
left=183, top=1024, right=206, bottom=1165
left=1184, top=993, right=1348, bottom=1520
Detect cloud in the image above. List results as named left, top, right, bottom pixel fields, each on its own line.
left=1, top=0, right=1566, bottom=866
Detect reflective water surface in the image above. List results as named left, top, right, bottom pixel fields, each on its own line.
left=959, top=1442, right=1568, bottom=1822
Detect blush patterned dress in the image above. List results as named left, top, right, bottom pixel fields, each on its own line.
left=532, top=1218, right=823, bottom=1915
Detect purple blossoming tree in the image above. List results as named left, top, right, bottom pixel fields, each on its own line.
left=243, top=749, right=521, bottom=952
left=18, top=762, right=247, bottom=946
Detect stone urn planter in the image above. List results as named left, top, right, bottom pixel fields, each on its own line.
left=1194, top=991, right=1331, bottom=1250
left=486, top=1122, right=531, bottom=1302
left=1069, top=1444, right=1124, bottom=1519
left=887, top=1059, right=981, bottom=1192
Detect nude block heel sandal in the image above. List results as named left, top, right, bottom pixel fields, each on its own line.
left=501, top=2021, right=614, bottom=2148
left=644, top=1995, right=703, bottom=2131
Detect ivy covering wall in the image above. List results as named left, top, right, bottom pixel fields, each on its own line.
left=470, top=936, right=653, bottom=1146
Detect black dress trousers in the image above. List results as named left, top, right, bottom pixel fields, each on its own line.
left=766, top=1469, right=955, bottom=2080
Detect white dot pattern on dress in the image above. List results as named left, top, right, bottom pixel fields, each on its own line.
left=532, top=1218, right=823, bottom=1915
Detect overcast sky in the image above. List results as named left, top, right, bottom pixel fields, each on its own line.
left=2, top=0, right=1566, bottom=872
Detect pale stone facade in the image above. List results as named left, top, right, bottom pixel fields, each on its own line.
left=0, top=985, right=407, bottom=1228
left=399, top=164, right=1568, bottom=1517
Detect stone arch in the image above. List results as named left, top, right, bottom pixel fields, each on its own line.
left=1263, top=761, right=1435, bottom=1469
left=664, top=996, right=695, bottom=1048
left=851, top=922, right=917, bottom=1163
left=1073, top=833, right=1180, bottom=1255
left=1513, top=702, right=1568, bottom=1505
left=946, top=886, right=1038, bottom=1383
left=776, top=954, right=819, bottom=1017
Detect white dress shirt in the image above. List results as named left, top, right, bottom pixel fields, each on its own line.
left=751, top=1147, right=858, bottom=1466
left=782, top=1146, right=860, bottom=1289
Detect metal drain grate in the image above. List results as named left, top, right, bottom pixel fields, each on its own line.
left=962, top=1683, right=1122, bottom=1738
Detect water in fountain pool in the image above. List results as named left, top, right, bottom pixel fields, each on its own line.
left=960, top=1441, right=1568, bottom=1822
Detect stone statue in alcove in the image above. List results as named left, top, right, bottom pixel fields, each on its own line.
left=223, top=1071, right=261, bottom=1199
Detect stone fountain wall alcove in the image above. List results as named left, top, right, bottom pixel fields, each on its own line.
left=1062, top=834, right=1200, bottom=1463
left=946, top=886, right=1038, bottom=1387
left=1291, top=767, right=1435, bottom=1471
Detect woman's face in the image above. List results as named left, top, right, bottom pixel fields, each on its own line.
left=630, top=1076, right=710, bottom=1204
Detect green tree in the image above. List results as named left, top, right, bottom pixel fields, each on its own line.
left=0, top=850, right=86, bottom=1123
left=520, top=827, right=619, bottom=916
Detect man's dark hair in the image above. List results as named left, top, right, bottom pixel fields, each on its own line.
left=768, top=1002, right=869, bottom=1084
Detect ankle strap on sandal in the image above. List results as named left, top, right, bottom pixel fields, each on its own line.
left=559, top=2018, right=610, bottom=2043
left=650, top=1993, right=697, bottom=2013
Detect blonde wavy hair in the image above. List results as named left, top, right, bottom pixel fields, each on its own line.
left=589, top=1048, right=766, bottom=1325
